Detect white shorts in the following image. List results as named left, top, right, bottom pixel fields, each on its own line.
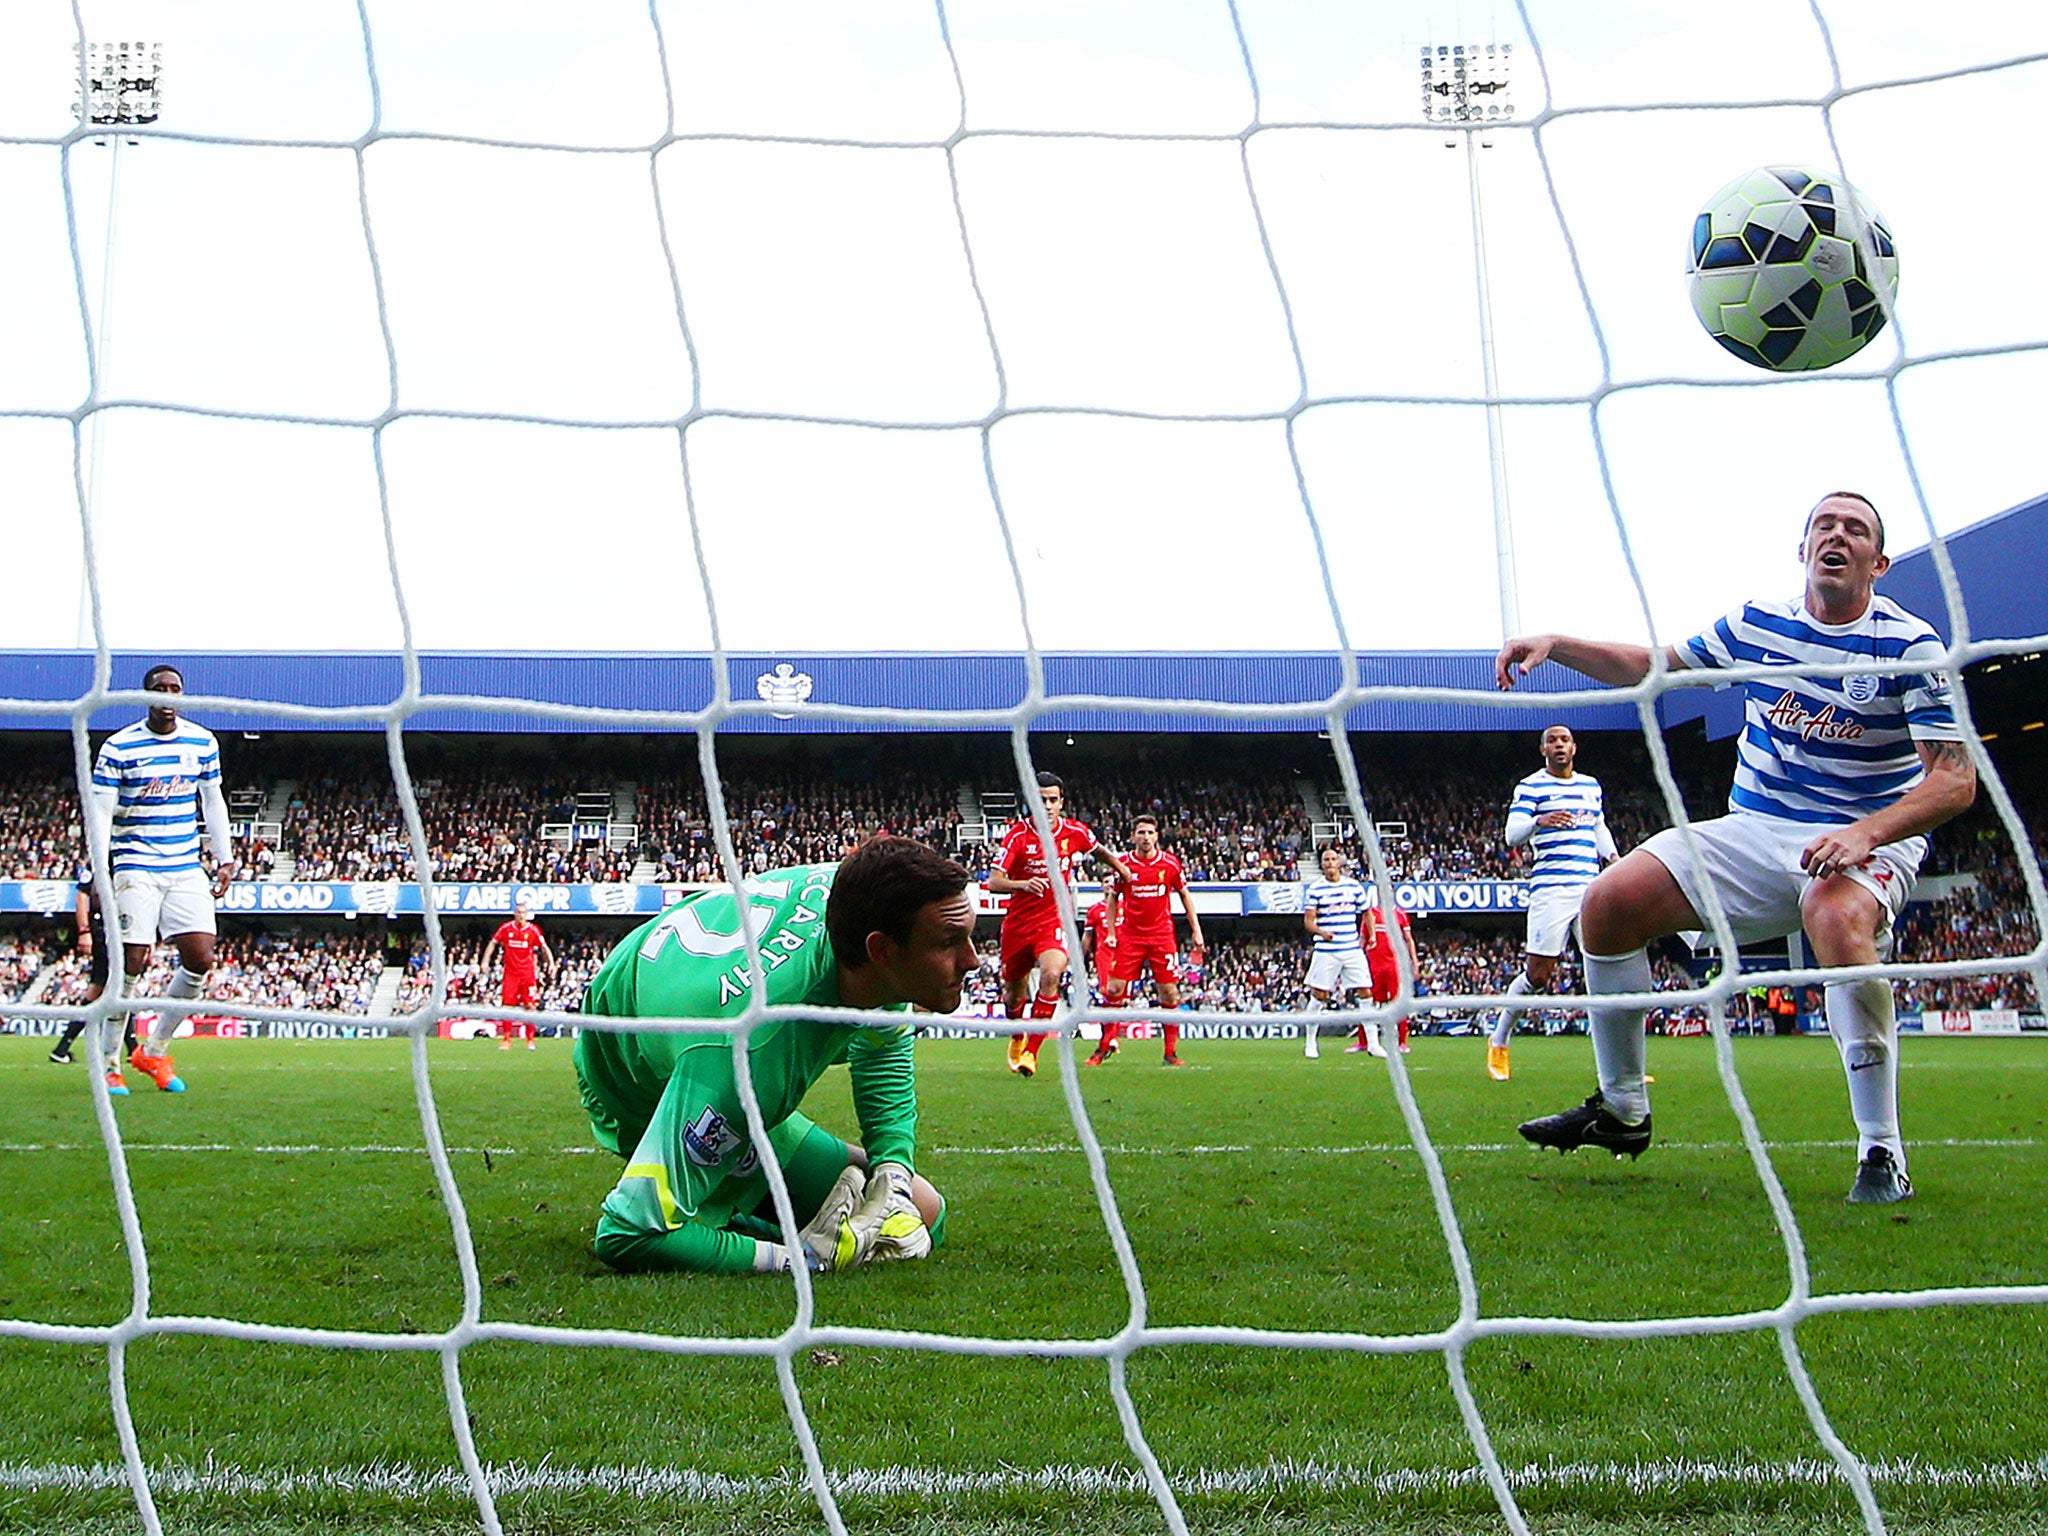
left=114, top=868, right=217, bottom=943
left=1637, top=815, right=1923, bottom=949
left=1524, top=884, right=1589, bottom=958
left=1306, top=950, right=1372, bottom=994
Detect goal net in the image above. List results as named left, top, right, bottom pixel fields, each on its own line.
left=4, top=3, right=2046, bottom=1534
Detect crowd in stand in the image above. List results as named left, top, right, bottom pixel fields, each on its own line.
left=392, top=932, right=613, bottom=1019
left=203, top=933, right=385, bottom=1014
left=1355, top=757, right=1674, bottom=883
left=638, top=770, right=962, bottom=883
left=1, top=776, right=81, bottom=881
left=2, top=731, right=2044, bottom=1024
left=285, top=769, right=638, bottom=884
left=0, top=934, right=48, bottom=1001
left=992, top=768, right=1314, bottom=883
left=1894, top=832, right=2045, bottom=1013
left=956, top=930, right=1718, bottom=1031
left=32, top=932, right=386, bottom=1015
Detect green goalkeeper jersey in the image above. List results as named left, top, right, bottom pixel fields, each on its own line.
left=575, top=864, right=920, bottom=1273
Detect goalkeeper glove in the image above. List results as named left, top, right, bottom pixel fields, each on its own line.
left=794, top=1163, right=869, bottom=1273
left=848, top=1161, right=933, bottom=1265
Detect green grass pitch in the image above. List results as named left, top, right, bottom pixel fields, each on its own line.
left=2, top=1030, right=2046, bottom=1535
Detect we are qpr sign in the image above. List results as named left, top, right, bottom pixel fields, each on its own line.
left=2, top=876, right=1539, bottom=919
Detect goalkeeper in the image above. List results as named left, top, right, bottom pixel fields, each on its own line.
left=576, top=837, right=972, bottom=1275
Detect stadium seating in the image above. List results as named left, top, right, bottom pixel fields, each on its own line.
left=2, top=736, right=2041, bottom=1019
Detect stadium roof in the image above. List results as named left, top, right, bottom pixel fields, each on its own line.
left=1879, top=490, right=2048, bottom=648
left=4, top=494, right=2036, bottom=738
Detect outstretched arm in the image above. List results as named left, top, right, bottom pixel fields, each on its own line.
left=1496, top=635, right=1686, bottom=691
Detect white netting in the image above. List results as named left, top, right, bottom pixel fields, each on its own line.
left=5, top=3, right=2048, bottom=1534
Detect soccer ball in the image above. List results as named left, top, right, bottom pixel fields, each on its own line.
left=1685, top=165, right=1897, bottom=372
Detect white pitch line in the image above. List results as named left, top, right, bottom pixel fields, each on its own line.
left=2, top=1455, right=2044, bottom=1502
left=0, top=1138, right=2039, bottom=1158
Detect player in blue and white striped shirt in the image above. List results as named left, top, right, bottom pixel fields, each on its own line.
left=1301, top=846, right=1383, bottom=1058
left=1484, top=725, right=1616, bottom=1082
left=88, top=664, right=238, bottom=1093
left=1495, top=493, right=1975, bottom=1204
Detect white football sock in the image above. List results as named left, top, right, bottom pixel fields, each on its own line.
left=149, top=967, right=206, bottom=1053
left=101, top=1016, right=128, bottom=1060
left=1826, top=977, right=1903, bottom=1170
left=1489, top=971, right=1535, bottom=1048
left=1582, top=948, right=1652, bottom=1123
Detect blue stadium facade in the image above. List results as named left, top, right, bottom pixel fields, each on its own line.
left=3, top=493, right=2037, bottom=739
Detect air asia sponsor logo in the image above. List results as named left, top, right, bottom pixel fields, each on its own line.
left=1540, top=809, right=1600, bottom=828
left=684, top=1107, right=743, bottom=1168
left=1761, top=690, right=1867, bottom=742
left=132, top=774, right=198, bottom=800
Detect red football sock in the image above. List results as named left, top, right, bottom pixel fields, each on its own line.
left=1098, top=1019, right=1122, bottom=1048
left=1162, top=1022, right=1180, bottom=1057
left=1397, top=1017, right=1410, bottom=1047
left=1023, top=994, right=1058, bottom=1057
left=1353, top=1024, right=1369, bottom=1048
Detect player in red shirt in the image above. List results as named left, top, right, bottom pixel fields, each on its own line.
left=481, top=899, right=556, bottom=1051
left=1083, top=886, right=1119, bottom=986
left=1355, top=890, right=1420, bottom=1056
left=985, top=771, right=1131, bottom=1078
left=1087, top=814, right=1206, bottom=1068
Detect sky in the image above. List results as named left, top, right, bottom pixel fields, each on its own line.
left=1, top=0, right=2044, bottom=666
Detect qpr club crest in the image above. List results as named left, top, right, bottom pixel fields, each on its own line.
left=1841, top=674, right=1881, bottom=706
left=756, top=663, right=814, bottom=719
left=590, top=882, right=637, bottom=916
left=354, top=879, right=403, bottom=916
left=1260, top=882, right=1305, bottom=914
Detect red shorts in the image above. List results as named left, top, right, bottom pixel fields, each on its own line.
left=1109, top=936, right=1180, bottom=986
left=502, top=976, right=537, bottom=1009
left=1002, top=922, right=1067, bottom=983
left=1368, top=953, right=1401, bottom=1005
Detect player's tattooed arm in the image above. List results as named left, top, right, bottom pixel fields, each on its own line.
left=1808, top=738, right=1978, bottom=876
left=1924, top=740, right=1973, bottom=773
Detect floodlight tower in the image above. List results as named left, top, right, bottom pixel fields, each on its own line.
left=1422, top=42, right=1519, bottom=642
left=72, top=41, right=163, bottom=648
